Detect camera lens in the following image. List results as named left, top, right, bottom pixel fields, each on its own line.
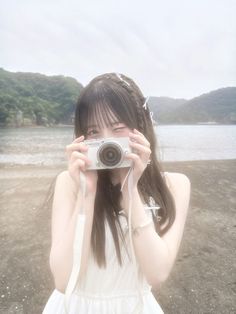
left=98, top=142, right=122, bottom=167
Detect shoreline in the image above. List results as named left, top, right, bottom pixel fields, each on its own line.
left=1, top=157, right=235, bottom=168
left=0, top=158, right=235, bottom=177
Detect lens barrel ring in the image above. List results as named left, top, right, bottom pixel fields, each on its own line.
left=98, top=141, right=123, bottom=167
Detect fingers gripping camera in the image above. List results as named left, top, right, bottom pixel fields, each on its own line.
left=83, top=137, right=137, bottom=170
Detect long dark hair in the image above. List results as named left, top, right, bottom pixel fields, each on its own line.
left=73, top=73, right=176, bottom=268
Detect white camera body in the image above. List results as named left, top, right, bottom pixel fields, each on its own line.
left=83, top=136, right=136, bottom=170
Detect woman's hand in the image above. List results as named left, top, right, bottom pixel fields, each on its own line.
left=124, top=128, right=151, bottom=186
left=65, top=135, right=98, bottom=195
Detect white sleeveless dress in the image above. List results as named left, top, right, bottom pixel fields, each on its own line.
left=42, top=205, right=164, bottom=314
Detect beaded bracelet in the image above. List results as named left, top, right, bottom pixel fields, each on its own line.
left=132, top=217, right=153, bottom=236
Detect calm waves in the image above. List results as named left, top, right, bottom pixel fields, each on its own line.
left=0, top=125, right=235, bottom=166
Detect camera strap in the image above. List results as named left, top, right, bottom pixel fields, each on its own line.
left=63, top=171, right=87, bottom=314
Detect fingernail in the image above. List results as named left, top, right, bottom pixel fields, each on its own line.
left=76, top=135, right=84, bottom=140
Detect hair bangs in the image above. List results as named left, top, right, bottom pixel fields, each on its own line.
left=80, top=101, right=124, bottom=137
left=88, top=102, right=121, bottom=129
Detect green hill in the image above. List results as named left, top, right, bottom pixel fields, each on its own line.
left=149, top=87, right=236, bottom=124
left=0, top=68, right=235, bottom=127
left=0, top=68, right=83, bottom=127
left=148, top=97, right=187, bottom=124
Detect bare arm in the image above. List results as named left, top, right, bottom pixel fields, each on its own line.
left=122, top=172, right=191, bottom=289
left=49, top=171, right=96, bottom=293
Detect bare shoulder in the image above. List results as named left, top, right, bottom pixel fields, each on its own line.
left=57, top=170, right=71, bottom=182
left=163, top=171, right=191, bottom=214
left=163, top=171, right=191, bottom=193
left=53, top=170, right=78, bottom=204
left=160, top=172, right=191, bottom=239
left=56, top=170, right=76, bottom=189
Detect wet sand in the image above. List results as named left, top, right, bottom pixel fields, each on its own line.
left=0, top=159, right=235, bottom=314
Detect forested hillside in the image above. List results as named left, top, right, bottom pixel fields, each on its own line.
left=0, top=68, right=83, bottom=127
left=0, top=68, right=235, bottom=127
left=149, top=87, right=236, bottom=124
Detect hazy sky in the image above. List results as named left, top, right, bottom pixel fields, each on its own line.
left=1, top=0, right=235, bottom=99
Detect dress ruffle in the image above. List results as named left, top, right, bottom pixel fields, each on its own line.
left=42, top=288, right=164, bottom=314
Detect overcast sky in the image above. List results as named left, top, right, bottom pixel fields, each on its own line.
left=0, top=0, right=235, bottom=99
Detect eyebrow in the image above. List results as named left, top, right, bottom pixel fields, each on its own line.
left=87, top=121, right=121, bottom=129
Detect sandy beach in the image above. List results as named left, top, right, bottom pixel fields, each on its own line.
left=0, top=159, right=235, bottom=314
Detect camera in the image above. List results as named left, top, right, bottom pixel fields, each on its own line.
left=83, top=137, right=136, bottom=170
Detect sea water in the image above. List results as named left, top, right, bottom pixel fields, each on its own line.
left=0, top=125, right=235, bottom=166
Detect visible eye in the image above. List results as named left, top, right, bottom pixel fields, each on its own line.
left=87, top=129, right=99, bottom=136
left=113, top=127, right=126, bottom=132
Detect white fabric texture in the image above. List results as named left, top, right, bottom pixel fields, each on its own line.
left=42, top=208, right=164, bottom=314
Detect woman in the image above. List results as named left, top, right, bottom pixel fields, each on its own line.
left=42, top=72, right=191, bottom=313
